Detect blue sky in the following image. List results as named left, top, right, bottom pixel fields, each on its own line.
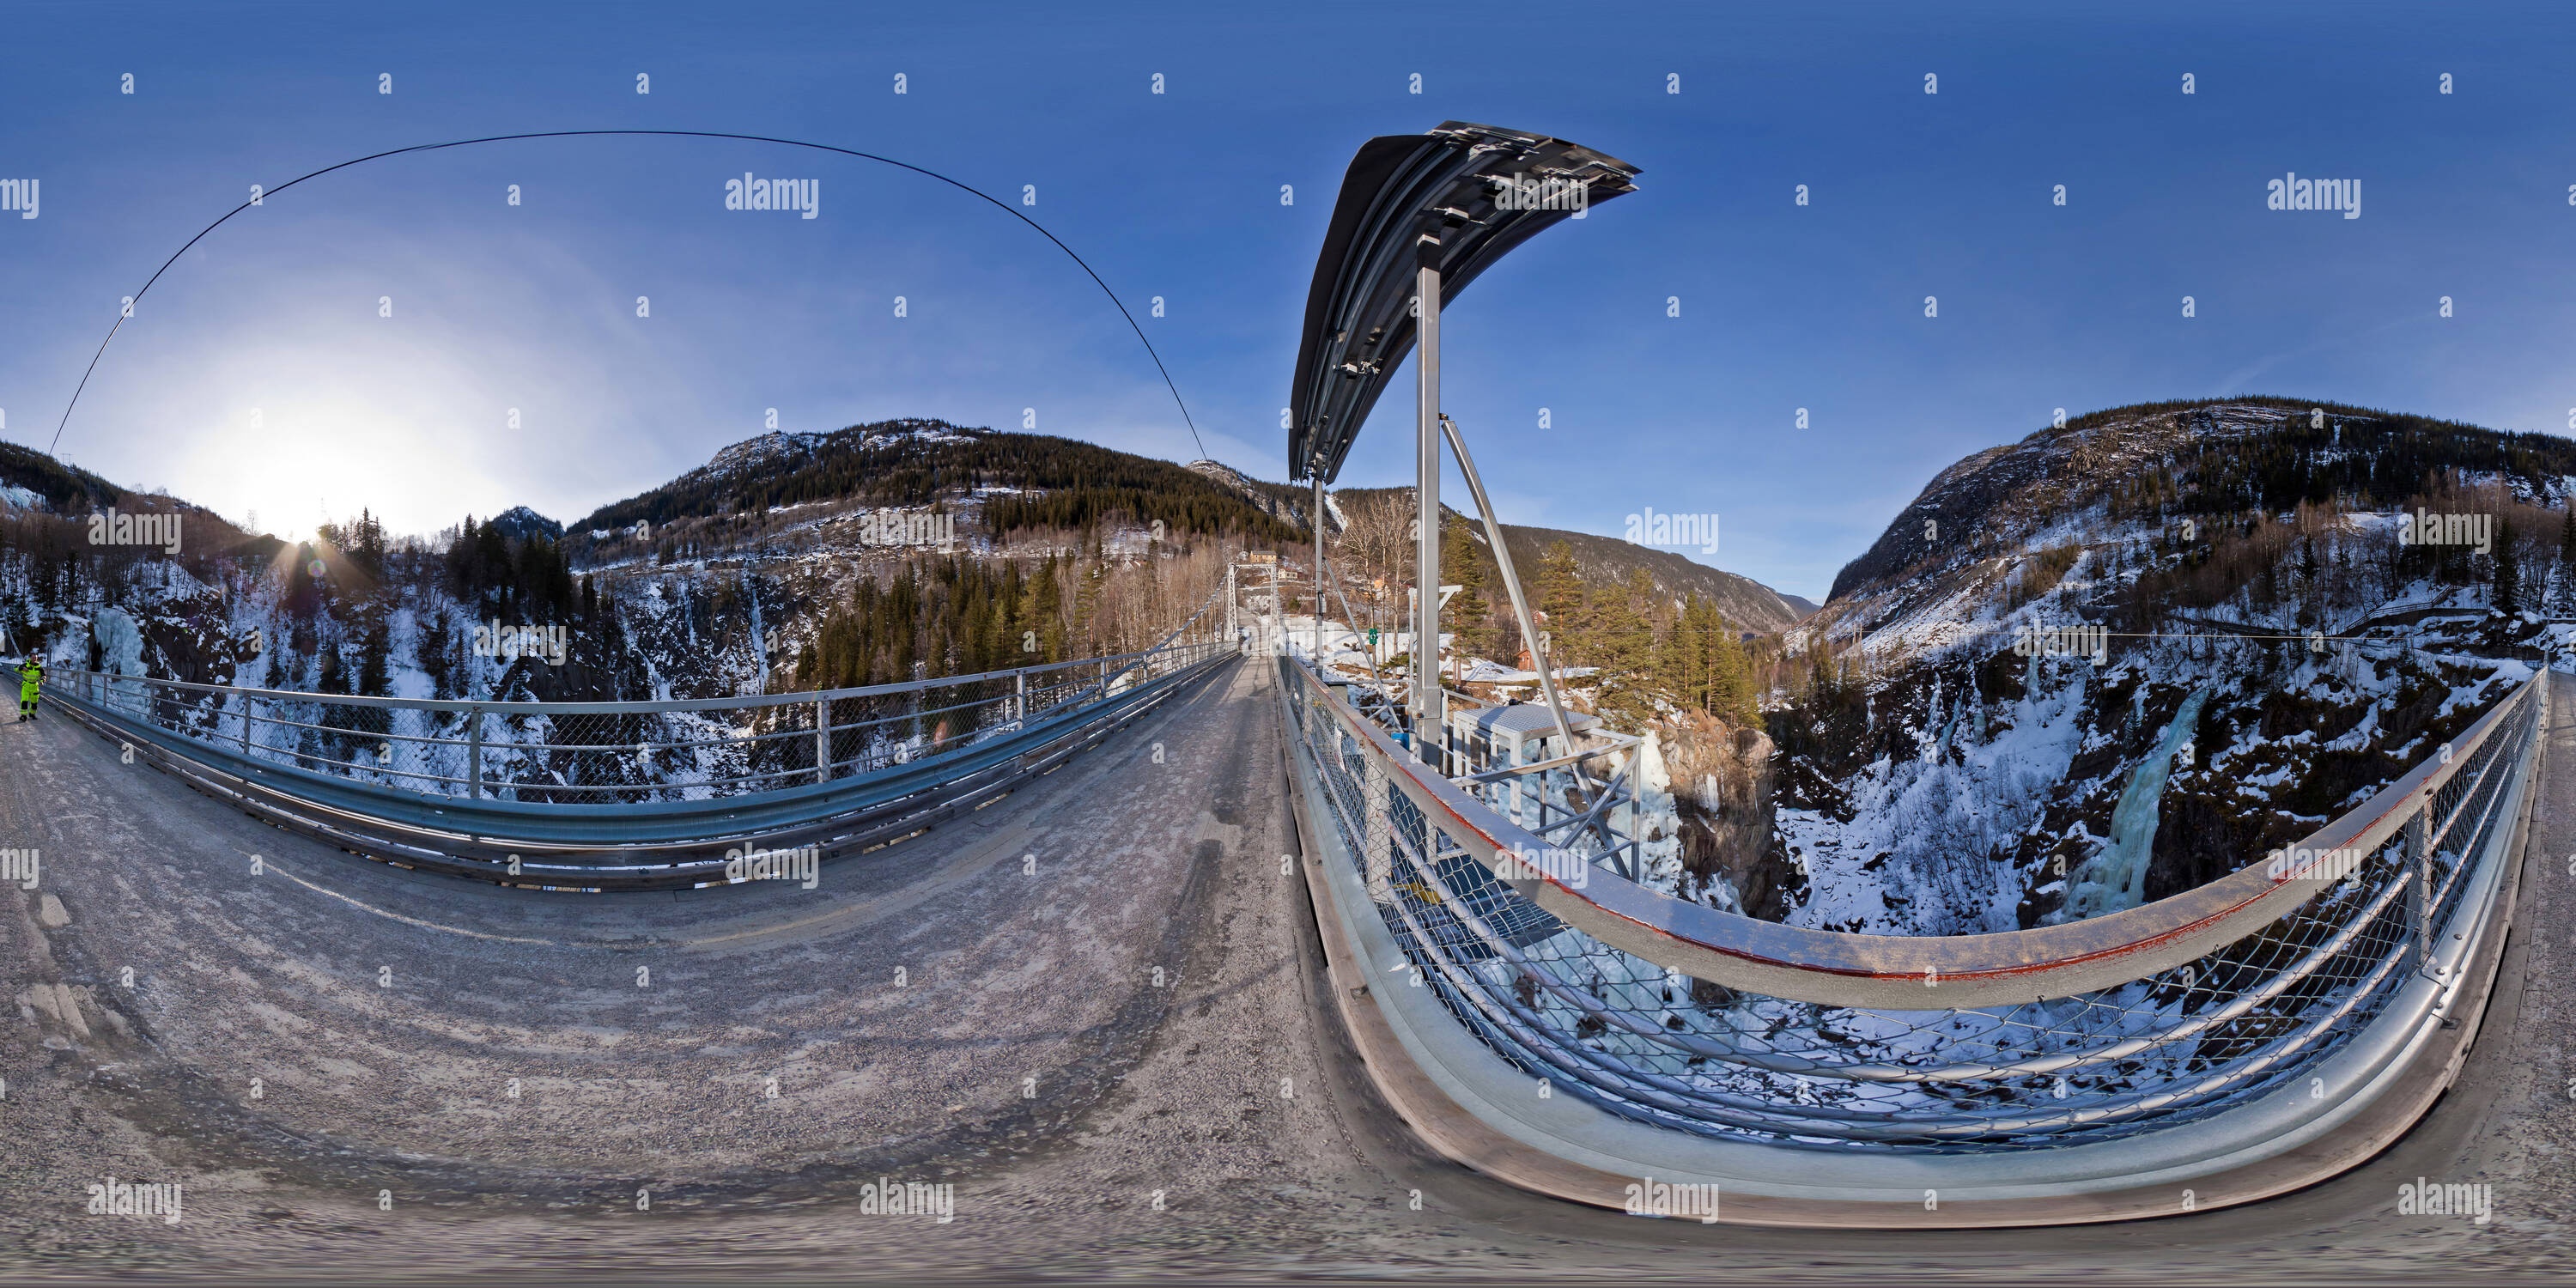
left=3, top=1, right=2573, bottom=602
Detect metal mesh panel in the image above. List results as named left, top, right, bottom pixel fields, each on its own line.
left=53, top=634, right=1231, bottom=806
left=1288, top=657, right=2539, bottom=1152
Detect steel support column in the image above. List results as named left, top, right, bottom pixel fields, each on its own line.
left=1413, top=259, right=1443, bottom=766
left=1315, top=472, right=1328, bottom=665
left=1438, top=414, right=1577, bottom=758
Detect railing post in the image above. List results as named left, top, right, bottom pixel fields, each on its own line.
left=2405, top=799, right=2432, bottom=975
left=816, top=697, right=831, bottom=783
left=240, top=692, right=254, bottom=756
left=1015, top=670, right=1026, bottom=723
left=467, top=707, right=483, bottom=799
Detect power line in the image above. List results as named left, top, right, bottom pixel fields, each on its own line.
left=49, top=129, right=1206, bottom=460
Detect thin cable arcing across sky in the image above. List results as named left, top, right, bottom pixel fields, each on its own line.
left=47, top=129, right=1207, bottom=460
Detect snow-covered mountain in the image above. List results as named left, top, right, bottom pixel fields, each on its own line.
left=1305, top=484, right=1813, bottom=637
left=1185, top=459, right=1341, bottom=538
left=1733, top=398, right=2573, bottom=935
left=1491, top=519, right=1814, bottom=635
left=0, top=418, right=1296, bottom=723
left=486, top=506, right=562, bottom=544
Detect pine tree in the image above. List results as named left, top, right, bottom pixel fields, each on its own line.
left=350, top=508, right=386, bottom=577
left=416, top=607, right=453, bottom=701
left=1534, top=541, right=1583, bottom=662
left=1665, top=596, right=1709, bottom=708
left=2555, top=505, right=2576, bottom=616
left=1607, top=567, right=1657, bottom=675
left=1440, top=517, right=1491, bottom=659
left=2494, top=515, right=2521, bottom=617
left=1711, top=624, right=1756, bottom=724
left=357, top=615, right=392, bottom=697
left=1020, top=555, right=1064, bottom=662
left=317, top=641, right=348, bottom=694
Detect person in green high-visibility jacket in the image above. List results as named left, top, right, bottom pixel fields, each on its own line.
left=16, top=656, right=41, bottom=720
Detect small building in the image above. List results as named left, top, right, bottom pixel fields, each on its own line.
left=1449, top=700, right=1598, bottom=771
left=1446, top=700, right=1601, bottom=833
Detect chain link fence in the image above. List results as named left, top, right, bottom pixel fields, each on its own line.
left=57, top=635, right=1230, bottom=806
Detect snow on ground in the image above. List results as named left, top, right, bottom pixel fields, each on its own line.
left=1778, top=658, right=2093, bottom=936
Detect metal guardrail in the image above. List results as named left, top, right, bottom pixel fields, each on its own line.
left=58, top=643, right=1218, bottom=804
left=1281, top=653, right=2546, bottom=1152
left=45, top=604, right=1236, bottom=890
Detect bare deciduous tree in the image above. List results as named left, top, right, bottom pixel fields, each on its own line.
left=1331, top=489, right=1413, bottom=630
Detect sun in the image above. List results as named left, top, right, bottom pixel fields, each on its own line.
left=167, top=395, right=445, bottom=545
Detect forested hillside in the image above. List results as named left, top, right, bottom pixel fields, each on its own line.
left=1746, top=397, right=2570, bottom=939
left=565, top=420, right=1302, bottom=568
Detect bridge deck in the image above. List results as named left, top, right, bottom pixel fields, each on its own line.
left=1, top=662, right=2570, bottom=1276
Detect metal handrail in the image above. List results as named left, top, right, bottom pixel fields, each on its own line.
left=41, top=585, right=1241, bottom=888
left=64, top=640, right=1185, bottom=715
left=57, top=607, right=1230, bottom=804
left=1281, top=651, right=2546, bottom=1150
left=1291, top=657, right=2541, bottom=1008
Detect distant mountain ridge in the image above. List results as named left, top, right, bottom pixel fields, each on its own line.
left=0, top=441, right=124, bottom=513
left=1494, top=520, right=1814, bottom=635
left=563, top=420, right=1302, bottom=555
left=575, top=424, right=1814, bottom=635
left=487, top=506, right=563, bottom=544
left=1309, top=484, right=1814, bottom=636
left=1757, top=395, right=2568, bottom=939
left=1826, top=396, right=2576, bottom=612
left=1187, top=459, right=1337, bottom=536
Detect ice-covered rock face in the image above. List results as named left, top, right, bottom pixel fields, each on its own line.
left=2064, top=685, right=2210, bottom=920
left=1753, top=398, right=2567, bottom=934
left=90, top=606, right=146, bottom=676
left=1631, top=729, right=1684, bottom=891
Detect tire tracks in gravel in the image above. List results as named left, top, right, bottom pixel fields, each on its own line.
left=3, top=660, right=1251, bottom=1219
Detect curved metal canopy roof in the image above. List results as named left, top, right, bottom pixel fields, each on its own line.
left=1287, top=121, right=1639, bottom=483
